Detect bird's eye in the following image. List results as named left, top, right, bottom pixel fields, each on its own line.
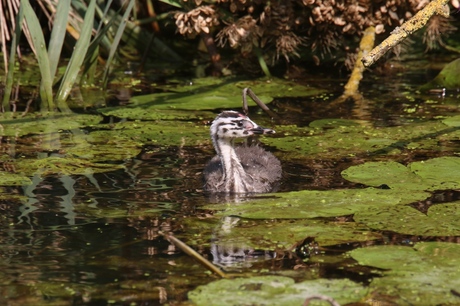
left=237, top=121, right=244, bottom=127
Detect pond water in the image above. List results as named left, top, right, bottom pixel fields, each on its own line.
left=1, top=58, right=460, bottom=305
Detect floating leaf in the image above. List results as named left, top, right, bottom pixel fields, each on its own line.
left=99, top=77, right=323, bottom=119
left=268, top=120, right=458, bottom=159
left=420, top=58, right=460, bottom=90
left=15, top=156, right=125, bottom=176
left=0, top=113, right=102, bottom=137
left=341, top=161, right=423, bottom=190
left=184, top=217, right=382, bottom=250
left=442, top=115, right=460, bottom=127
left=0, top=171, right=32, bottom=186
left=409, top=156, right=460, bottom=190
left=350, top=242, right=460, bottom=305
left=342, top=157, right=460, bottom=191
left=354, top=201, right=460, bottom=236
left=189, top=276, right=366, bottom=306
left=206, top=188, right=429, bottom=219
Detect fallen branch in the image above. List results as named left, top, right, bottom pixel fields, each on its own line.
left=344, top=26, right=376, bottom=96
left=158, top=231, right=228, bottom=279
left=362, top=0, right=450, bottom=67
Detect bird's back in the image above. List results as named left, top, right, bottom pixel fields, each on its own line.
left=203, top=145, right=282, bottom=193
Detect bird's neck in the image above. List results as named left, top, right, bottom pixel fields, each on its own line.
left=214, top=138, right=249, bottom=193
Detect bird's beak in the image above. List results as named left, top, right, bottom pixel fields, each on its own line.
left=251, top=126, right=276, bottom=135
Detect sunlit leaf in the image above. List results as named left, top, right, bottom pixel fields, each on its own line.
left=350, top=242, right=460, bottom=305
left=48, top=0, right=70, bottom=80
left=55, top=0, right=97, bottom=111
left=341, top=157, right=460, bottom=191
left=205, top=188, right=429, bottom=219
left=189, top=276, right=367, bottom=306
left=355, top=202, right=460, bottom=235
left=22, top=0, right=54, bottom=111
left=102, top=0, right=135, bottom=88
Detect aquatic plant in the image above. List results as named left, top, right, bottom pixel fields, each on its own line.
left=1, top=0, right=136, bottom=113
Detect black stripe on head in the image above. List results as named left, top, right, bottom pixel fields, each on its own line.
left=218, top=111, right=245, bottom=119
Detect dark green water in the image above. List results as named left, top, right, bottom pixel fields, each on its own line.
left=1, top=60, right=460, bottom=305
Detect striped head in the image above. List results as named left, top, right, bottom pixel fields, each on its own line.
left=210, top=111, right=275, bottom=141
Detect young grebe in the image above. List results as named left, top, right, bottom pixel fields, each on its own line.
left=203, top=111, right=281, bottom=193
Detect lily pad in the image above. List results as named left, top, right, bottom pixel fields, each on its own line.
left=206, top=188, right=429, bottom=219
left=99, top=77, right=323, bottom=119
left=14, top=156, right=125, bottom=176
left=442, top=115, right=460, bottom=127
left=98, top=107, right=213, bottom=121
left=0, top=171, right=32, bottom=186
left=63, top=129, right=143, bottom=162
left=309, top=118, right=363, bottom=129
left=420, top=58, right=460, bottom=90
left=188, top=276, right=367, bottom=306
left=95, top=120, right=209, bottom=146
left=350, top=242, right=460, bottom=305
left=341, top=161, right=424, bottom=190
left=182, top=216, right=381, bottom=250
left=268, top=120, right=458, bottom=159
left=409, top=156, right=460, bottom=190
left=218, top=218, right=381, bottom=249
left=354, top=201, right=460, bottom=236
left=0, top=113, right=101, bottom=137
left=341, top=157, right=460, bottom=191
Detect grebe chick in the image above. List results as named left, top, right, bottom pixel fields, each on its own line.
left=203, top=111, right=282, bottom=194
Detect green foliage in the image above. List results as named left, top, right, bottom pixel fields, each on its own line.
left=55, top=0, right=97, bottom=111
left=189, top=276, right=367, bottom=306
left=350, top=242, right=460, bottom=304
left=101, top=0, right=135, bottom=88
left=22, top=0, right=55, bottom=111
left=3, top=0, right=137, bottom=113
left=1, top=3, right=23, bottom=111
left=420, top=58, right=460, bottom=90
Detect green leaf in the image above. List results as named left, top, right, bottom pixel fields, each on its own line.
left=183, top=217, right=382, bottom=250
left=102, top=0, right=136, bottom=88
left=48, top=0, right=71, bottom=80
left=55, top=0, right=97, bottom=111
left=189, top=276, right=367, bottom=306
left=350, top=242, right=460, bottom=304
left=157, top=0, right=183, bottom=8
left=22, top=0, right=54, bottom=111
left=355, top=202, right=460, bottom=235
left=420, top=58, right=460, bottom=90
left=341, top=157, right=460, bottom=191
left=206, top=188, right=429, bottom=219
left=2, top=3, right=24, bottom=111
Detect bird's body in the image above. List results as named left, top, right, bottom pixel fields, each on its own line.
left=203, top=111, right=282, bottom=194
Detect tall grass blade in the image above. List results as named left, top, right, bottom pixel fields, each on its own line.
left=22, top=0, right=54, bottom=111
left=55, top=0, right=96, bottom=111
left=48, top=0, right=71, bottom=81
left=157, top=0, right=182, bottom=8
left=2, top=3, right=24, bottom=112
left=95, top=0, right=114, bottom=32
left=254, top=47, right=271, bottom=78
left=102, top=0, right=135, bottom=88
left=82, top=0, right=117, bottom=84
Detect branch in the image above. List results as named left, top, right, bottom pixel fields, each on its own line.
left=344, top=26, right=376, bottom=95
left=362, top=0, right=450, bottom=67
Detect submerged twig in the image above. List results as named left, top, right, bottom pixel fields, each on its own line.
left=242, top=88, right=280, bottom=120
left=158, top=231, right=228, bottom=279
left=362, top=0, right=450, bottom=67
